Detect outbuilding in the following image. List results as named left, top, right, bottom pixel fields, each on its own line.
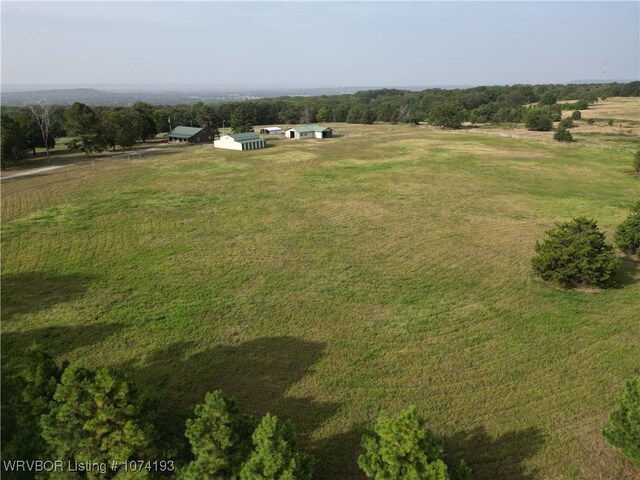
left=259, top=127, right=283, bottom=135
left=284, top=124, right=333, bottom=140
left=165, top=126, right=213, bottom=144
left=214, top=132, right=267, bottom=151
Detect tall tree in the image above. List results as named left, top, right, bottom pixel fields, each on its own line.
left=64, top=102, right=104, bottom=157
left=27, top=101, right=55, bottom=164
left=41, top=365, right=157, bottom=478
left=101, top=108, right=138, bottom=152
left=239, top=414, right=313, bottom=480
left=358, top=406, right=449, bottom=479
left=3, top=345, right=67, bottom=464
left=133, top=102, right=158, bottom=142
left=230, top=105, right=253, bottom=133
left=0, top=112, right=28, bottom=168
left=180, top=390, right=256, bottom=480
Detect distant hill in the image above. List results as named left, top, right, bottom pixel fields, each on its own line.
left=0, top=85, right=464, bottom=106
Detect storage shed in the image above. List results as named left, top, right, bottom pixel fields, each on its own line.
left=284, top=125, right=332, bottom=140
left=165, top=126, right=213, bottom=144
left=259, top=127, right=283, bottom=135
left=214, top=132, right=267, bottom=151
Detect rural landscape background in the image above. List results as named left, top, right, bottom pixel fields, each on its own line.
left=2, top=1, right=639, bottom=480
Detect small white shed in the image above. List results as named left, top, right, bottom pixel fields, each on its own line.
left=259, top=127, right=283, bottom=135
left=285, top=125, right=333, bottom=140
left=214, top=132, right=267, bottom=151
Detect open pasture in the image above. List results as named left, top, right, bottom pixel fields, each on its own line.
left=2, top=124, right=639, bottom=479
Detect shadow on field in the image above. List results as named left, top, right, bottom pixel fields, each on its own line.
left=445, top=426, right=545, bottom=480
left=1, top=323, right=125, bottom=361
left=313, top=425, right=366, bottom=480
left=1, top=272, right=93, bottom=321
left=126, top=336, right=339, bottom=448
left=615, top=256, right=639, bottom=287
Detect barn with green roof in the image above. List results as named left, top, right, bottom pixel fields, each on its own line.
left=165, top=126, right=214, bottom=144
left=284, top=124, right=333, bottom=140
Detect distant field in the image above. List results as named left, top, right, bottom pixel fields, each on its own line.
left=2, top=114, right=640, bottom=477
left=577, top=96, right=640, bottom=123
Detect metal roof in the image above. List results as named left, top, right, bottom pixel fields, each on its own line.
left=165, top=126, right=204, bottom=138
left=227, top=132, right=261, bottom=142
left=286, top=124, right=331, bottom=133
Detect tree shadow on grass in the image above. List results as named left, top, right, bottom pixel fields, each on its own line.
left=312, top=425, right=366, bottom=480
left=124, top=336, right=340, bottom=452
left=444, top=426, right=545, bottom=480
left=1, top=323, right=126, bottom=363
left=614, top=255, right=639, bottom=287
left=1, top=272, right=93, bottom=321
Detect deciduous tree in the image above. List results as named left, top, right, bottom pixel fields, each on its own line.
left=65, top=102, right=104, bottom=157
left=27, top=101, right=55, bottom=163
left=524, top=109, right=553, bottom=131
left=429, top=102, right=466, bottom=129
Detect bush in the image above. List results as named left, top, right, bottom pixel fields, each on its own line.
left=587, top=118, right=595, bottom=125
left=180, top=391, right=257, bottom=479
left=608, top=119, right=615, bottom=126
left=575, top=99, right=589, bottom=110
left=41, top=365, right=157, bottom=474
left=531, top=217, right=619, bottom=287
left=571, top=110, right=582, bottom=120
left=240, top=414, right=313, bottom=480
left=615, top=201, right=640, bottom=255
left=634, top=150, right=640, bottom=178
left=358, top=406, right=472, bottom=480
left=558, top=117, right=574, bottom=129
left=536, top=104, right=562, bottom=122
left=524, top=109, right=553, bottom=131
left=429, top=102, right=467, bottom=129
left=553, top=126, right=573, bottom=142
left=602, top=376, right=640, bottom=468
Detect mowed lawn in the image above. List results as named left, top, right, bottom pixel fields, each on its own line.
left=2, top=125, right=639, bottom=479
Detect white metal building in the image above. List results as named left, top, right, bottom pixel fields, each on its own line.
left=214, top=132, right=267, bottom=151
left=284, top=125, right=333, bottom=140
left=259, top=127, right=283, bottom=135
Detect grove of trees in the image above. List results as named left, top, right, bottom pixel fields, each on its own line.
left=3, top=346, right=475, bottom=480
left=2, top=81, right=639, bottom=168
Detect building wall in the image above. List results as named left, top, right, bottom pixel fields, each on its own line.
left=214, top=136, right=243, bottom=150
left=214, top=136, right=267, bottom=150
left=241, top=139, right=267, bottom=150
left=191, top=128, right=213, bottom=144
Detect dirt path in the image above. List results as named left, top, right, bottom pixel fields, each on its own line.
left=1, top=165, right=67, bottom=181
left=1, top=147, right=170, bottom=182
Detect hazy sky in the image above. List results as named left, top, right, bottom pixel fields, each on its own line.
left=2, top=1, right=639, bottom=88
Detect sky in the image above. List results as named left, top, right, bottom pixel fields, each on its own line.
left=1, top=1, right=639, bottom=88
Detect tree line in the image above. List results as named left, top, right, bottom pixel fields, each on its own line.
left=2, top=345, right=474, bottom=479
left=2, top=81, right=639, bottom=167
left=3, top=341, right=638, bottom=479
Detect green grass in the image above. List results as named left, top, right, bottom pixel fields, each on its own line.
left=2, top=124, right=639, bottom=479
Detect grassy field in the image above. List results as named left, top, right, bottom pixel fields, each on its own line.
left=2, top=113, right=640, bottom=478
